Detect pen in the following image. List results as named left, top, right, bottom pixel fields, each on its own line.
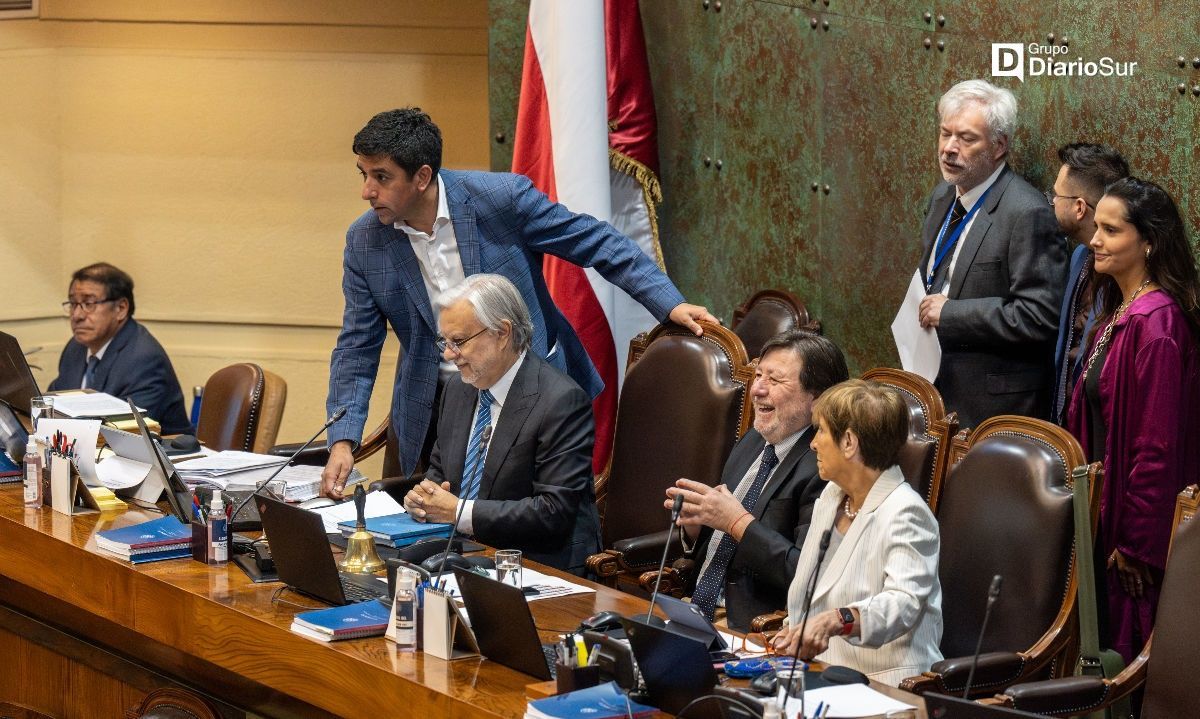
left=573, top=635, right=588, bottom=667
left=587, top=643, right=600, bottom=666
left=812, top=701, right=824, bottom=719
left=822, top=704, right=831, bottom=718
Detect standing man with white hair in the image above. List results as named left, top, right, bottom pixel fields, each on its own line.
left=914, top=79, right=1067, bottom=426
left=404, top=274, right=601, bottom=574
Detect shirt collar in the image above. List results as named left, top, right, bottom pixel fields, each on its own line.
left=395, top=174, right=451, bottom=237
left=768, top=426, right=809, bottom=463
left=958, top=162, right=1005, bottom=212
left=88, top=336, right=115, bottom=363
left=483, top=350, right=526, bottom=409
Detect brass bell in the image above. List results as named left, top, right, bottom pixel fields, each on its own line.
left=339, top=484, right=385, bottom=574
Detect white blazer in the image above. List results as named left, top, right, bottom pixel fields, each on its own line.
left=785, top=466, right=943, bottom=686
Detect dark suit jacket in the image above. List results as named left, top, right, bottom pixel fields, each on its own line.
left=918, top=165, right=1068, bottom=427
left=426, top=353, right=602, bottom=574
left=685, top=427, right=822, bottom=632
left=48, top=318, right=191, bottom=435
left=326, top=169, right=686, bottom=473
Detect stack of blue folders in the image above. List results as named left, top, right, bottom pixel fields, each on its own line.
left=95, top=516, right=191, bottom=563
left=524, top=681, right=656, bottom=719
left=290, top=600, right=391, bottom=642
left=337, top=512, right=452, bottom=547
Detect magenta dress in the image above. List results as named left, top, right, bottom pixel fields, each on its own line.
left=1066, top=290, right=1200, bottom=663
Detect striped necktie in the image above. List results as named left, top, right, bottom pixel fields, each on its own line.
left=83, top=355, right=99, bottom=390
left=460, top=389, right=495, bottom=500
left=691, top=444, right=779, bottom=620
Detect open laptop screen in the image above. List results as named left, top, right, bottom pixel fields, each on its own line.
left=0, top=331, right=41, bottom=421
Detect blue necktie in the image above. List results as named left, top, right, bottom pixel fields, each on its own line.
left=691, top=444, right=779, bottom=620
left=83, top=355, right=99, bottom=389
left=460, top=390, right=495, bottom=500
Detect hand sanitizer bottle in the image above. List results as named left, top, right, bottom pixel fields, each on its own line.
left=207, top=490, right=229, bottom=564
left=393, top=569, right=419, bottom=650
left=23, top=436, right=43, bottom=508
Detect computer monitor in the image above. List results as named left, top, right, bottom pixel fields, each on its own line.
left=129, top=398, right=194, bottom=525
left=0, top=330, right=41, bottom=422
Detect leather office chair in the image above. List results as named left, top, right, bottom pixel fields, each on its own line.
left=730, top=289, right=819, bottom=358
left=195, top=363, right=287, bottom=453
left=860, top=367, right=957, bottom=509
left=125, top=688, right=220, bottom=719
left=996, top=484, right=1200, bottom=717
left=585, top=321, right=755, bottom=593
left=900, top=416, right=1099, bottom=698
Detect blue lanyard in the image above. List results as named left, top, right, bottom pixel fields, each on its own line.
left=925, top=184, right=993, bottom=290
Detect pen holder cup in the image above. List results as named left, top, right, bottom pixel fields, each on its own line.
left=190, top=521, right=212, bottom=563
left=555, top=664, right=601, bottom=694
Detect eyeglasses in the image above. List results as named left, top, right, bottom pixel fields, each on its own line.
left=435, top=327, right=489, bottom=355
left=62, top=299, right=117, bottom=315
left=1044, top=190, right=1094, bottom=210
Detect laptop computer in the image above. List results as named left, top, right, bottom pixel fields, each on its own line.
left=0, top=331, right=40, bottom=424
left=453, top=567, right=557, bottom=680
left=925, top=694, right=1045, bottom=718
left=619, top=616, right=719, bottom=715
left=255, top=493, right=387, bottom=605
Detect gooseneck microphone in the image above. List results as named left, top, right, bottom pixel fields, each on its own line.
left=780, top=525, right=835, bottom=714
left=434, top=425, right=492, bottom=588
left=230, top=407, right=347, bottom=523
left=962, top=574, right=1003, bottom=698
left=645, top=493, right=685, bottom=624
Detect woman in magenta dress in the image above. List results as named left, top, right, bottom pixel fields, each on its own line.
left=1066, top=177, right=1200, bottom=663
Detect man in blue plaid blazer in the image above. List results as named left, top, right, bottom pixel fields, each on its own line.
left=322, top=109, right=714, bottom=496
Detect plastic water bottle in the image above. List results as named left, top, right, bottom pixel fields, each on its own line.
left=23, top=436, right=43, bottom=508
left=393, top=569, right=419, bottom=651
left=207, top=490, right=229, bottom=564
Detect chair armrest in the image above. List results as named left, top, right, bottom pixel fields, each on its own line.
left=637, top=567, right=687, bottom=598
left=901, top=652, right=1029, bottom=697
left=999, top=676, right=1110, bottom=716
left=750, top=610, right=788, bottom=634
left=267, top=442, right=329, bottom=466
left=369, top=473, right=425, bottom=496
left=611, top=529, right=682, bottom=573
left=585, top=550, right=623, bottom=584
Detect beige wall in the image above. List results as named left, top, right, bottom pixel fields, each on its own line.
left=0, top=1, right=489, bottom=478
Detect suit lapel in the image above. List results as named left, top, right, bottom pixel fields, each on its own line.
left=478, top=355, right=540, bottom=498
left=386, top=226, right=437, bottom=333
left=754, top=427, right=816, bottom=514
left=91, top=320, right=137, bottom=391
left=444, top=171, right=482, bottom=276
left=948, top=166, right=1012, bottom=298
left=920, top=184, right=956, bottom=272
left=812, top=468, right=905, bottom=602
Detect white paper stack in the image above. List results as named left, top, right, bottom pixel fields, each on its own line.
left=173, top=451, right=363, bottom=501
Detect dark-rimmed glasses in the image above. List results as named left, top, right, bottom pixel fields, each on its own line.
left=435, top=327, right=489, bottom=355
left=62, top=299, right=117, bottom=315
left=1044, top=190, right=1094, bottom=210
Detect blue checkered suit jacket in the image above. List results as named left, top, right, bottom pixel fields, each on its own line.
left=326, top=169, right=685, bottom=473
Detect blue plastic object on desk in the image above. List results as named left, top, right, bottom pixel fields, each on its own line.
left=723, top=656, right=801, bottom=677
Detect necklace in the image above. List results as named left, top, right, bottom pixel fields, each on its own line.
left=843, top=495, right=859, bottom=519
left=1083, top=277, right=1153, bottom=377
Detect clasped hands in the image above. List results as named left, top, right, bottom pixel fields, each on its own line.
left=664, top=479, right=752, bottom=538
left=404, top=479, right=459, bottom=524
left=770, top=609, right=854, bottom=660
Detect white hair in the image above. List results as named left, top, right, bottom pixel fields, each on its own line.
left=441, top=273, right=533, bottom=351
left=937, top=79, right=1017, bottom=144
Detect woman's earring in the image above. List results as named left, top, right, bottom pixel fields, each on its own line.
left=1145, top=247, right=1151, bottom=259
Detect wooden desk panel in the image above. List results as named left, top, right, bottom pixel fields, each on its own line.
left=0, top=489, right=652, bottom=718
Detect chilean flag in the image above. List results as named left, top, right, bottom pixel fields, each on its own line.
left=511, top=0, right=666, bottom=474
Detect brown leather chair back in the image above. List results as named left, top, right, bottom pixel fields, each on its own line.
left=860, top=368, right=955, bottom=506
left=934, top=416, right=1089, bottom=661
left=598, top=321, right=754, bottom=549
left=196, top=363, right=287, bottom=453
left=1143, top=485, right=1200, bottom=718
left=731, top=289, right=816, bottom=358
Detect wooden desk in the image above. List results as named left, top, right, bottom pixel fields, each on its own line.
left=0, top=487, right=928, bottom=718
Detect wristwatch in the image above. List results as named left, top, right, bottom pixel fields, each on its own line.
left=836, top=607, right=855, bottom=636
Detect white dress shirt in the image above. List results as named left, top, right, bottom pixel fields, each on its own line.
left=81, top=337, right=114, bottom=390
left=398, top=174, right=464, bottom=372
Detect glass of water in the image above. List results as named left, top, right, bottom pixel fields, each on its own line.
left=31, top=396, right=54, bottom=431
left=495, top=549, right=522, bottom=588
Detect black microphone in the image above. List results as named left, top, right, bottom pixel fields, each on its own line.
left=962, top=574, right=1003, bottom=698
left=644, top=493, right=685, bottom=625
left=229, top=407, right=346, bottom=523
left=434, top=425, right=493, bottom=588
left=780, top=526, right=835, bottom=714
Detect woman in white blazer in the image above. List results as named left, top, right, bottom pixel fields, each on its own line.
left=773, top=380, right=943, bottom=686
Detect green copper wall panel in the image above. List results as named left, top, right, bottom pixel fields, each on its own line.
left=490, top=0, right=1200, bottom=373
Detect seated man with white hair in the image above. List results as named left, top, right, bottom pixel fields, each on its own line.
left=403, top=273, right=601, bottom=574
